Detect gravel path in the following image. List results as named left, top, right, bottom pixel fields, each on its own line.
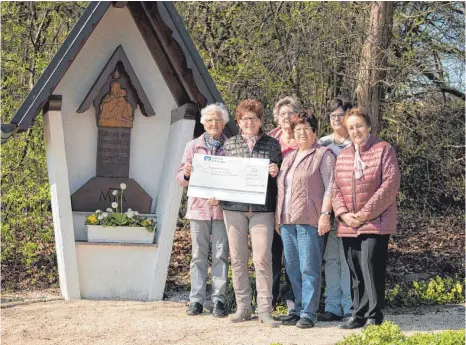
left=2, top=295, right=464, bottom=345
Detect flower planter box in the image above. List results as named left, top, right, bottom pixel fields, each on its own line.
left=87, top=225, right=155, bottom=244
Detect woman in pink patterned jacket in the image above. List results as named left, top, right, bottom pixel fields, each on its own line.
left=332, top=108, right=401, bottom=330
left=176, top=103, right=230, bottom=318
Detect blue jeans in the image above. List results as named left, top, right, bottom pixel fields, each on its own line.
left=281, top=224, right=324, bottom=322
left=323, top=230, right=352, bottom=315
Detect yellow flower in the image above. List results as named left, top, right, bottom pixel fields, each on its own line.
left=86, top=214, right=98, bottom=225
left=140, top=219, right=152, bottom=227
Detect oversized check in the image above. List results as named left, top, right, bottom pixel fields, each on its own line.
left=187, top=154, right=270, bottom=205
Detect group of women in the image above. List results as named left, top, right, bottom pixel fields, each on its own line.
left=176, top=97, right=401, bottom=330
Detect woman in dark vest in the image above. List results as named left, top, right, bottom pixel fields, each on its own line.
left=222, top=99, right=282, bottom=327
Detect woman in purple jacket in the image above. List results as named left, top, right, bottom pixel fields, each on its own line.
left=276, top=113, right=335, bottom=328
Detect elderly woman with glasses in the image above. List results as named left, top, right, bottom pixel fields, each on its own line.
left=269, top=96, right=300, bottom=157
left=176, top=103, right=230, bottom=318
left=317, top=98, right=353, bottom=323
left=268, top=96, right=301, bottom=318
left=333, top=108, right=400, bottom=329
left=222, top=99, right=282, bottom=327
left=276, top=112, right=335, bottom=329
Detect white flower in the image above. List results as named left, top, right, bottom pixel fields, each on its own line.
left=106, top=208, right=113, bottom=213
left=134, top=211, right=139, bottom=216
left=95, top=209, right=102, bottom=214
left=102, top=212, right=108, bottom=218
left=127, top=208, right=132, bottom=212
left=127, top=210, right=134, bottom=218
left=120, top=183, right=127, bottom=190
left=98, top=215, right=103, bottom=220
left=112, top=202, right=118, bottom=209
left=112, top=190, right=118, bottom=196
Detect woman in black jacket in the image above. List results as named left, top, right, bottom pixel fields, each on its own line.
left=222, top=99, right=282, bottom=327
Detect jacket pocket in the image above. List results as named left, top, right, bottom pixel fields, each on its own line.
left=188, top=197, right=202, bottom=211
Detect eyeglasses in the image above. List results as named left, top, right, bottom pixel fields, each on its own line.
left=241, top=117, right=260, bottom=123
left=330, top=114, right=345, bottom=121
left=278, top=111, right=296, bottom=118
left=294, top=126, right=313, bottom=133
left=205, top=119, right=223, bottom=124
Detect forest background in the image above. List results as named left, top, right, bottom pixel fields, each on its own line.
left=1, top=2, right=464, bottom=304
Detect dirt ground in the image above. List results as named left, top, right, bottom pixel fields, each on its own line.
left=1, top=290, right=464, bottom=345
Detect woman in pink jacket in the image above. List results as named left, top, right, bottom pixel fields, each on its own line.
left=332, top=108, right=401, bottom=329
left=176, top=103, right=230, bottom=318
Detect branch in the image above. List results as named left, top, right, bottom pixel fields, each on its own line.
left=423, top=70, right=465, bottom=100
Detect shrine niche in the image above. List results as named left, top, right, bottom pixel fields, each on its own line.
left=71, top=45, right=155, bottom=212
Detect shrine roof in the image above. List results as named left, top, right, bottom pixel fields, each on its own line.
left=1, top=1, right=237, bottom=144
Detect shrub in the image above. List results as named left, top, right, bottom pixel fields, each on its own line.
left=413, top=276, right=464, bottom=305
left=386, top=276, right=465, bottom=307
left=337, top=321, right=465, bottom=345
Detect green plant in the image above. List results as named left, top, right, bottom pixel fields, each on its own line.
left=84, top=183, right=156, bottom=233
left=272, top=304, right=288, bottom=318
left=386, top=277, right=465, bottom=307
left=337, top=321, right=465, bottom=345
left=413, top=276, right=464, bottom=305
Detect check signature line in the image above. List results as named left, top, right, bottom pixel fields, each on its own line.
left=189, top=185, right=265, bottom=195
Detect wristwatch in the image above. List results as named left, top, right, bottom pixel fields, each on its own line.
left=321, top=211, right=331, bottom=215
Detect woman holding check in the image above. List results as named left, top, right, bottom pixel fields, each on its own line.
left=176, top=103, right=230, bottom=318
left=222, top=99, right=282, bottom=327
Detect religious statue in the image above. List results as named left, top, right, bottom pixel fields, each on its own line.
left=98, top=70, right=133, bottom=128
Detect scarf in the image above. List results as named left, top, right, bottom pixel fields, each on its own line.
left=354, top=142, right=368, bottom=180
left=242, top=134, right=260, bottom=153
left=204, top=133, right=225, bottom=155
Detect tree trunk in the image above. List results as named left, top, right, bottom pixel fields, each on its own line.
left=356, top=1, right=394, bottom=134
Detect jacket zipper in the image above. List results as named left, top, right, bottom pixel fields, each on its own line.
left=351, top=169, right=357, bottom=213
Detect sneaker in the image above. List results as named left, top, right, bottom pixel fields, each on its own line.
left=338, top=316, right=365, bottom=329
left=281, top=314, right=301, bottom=326
left=186, top=302, right=203, bottom=316
left=317, top=311, right=343, bottom=322
left=212, top=301, right=226, bottom=318
left=296, top=316, right=315, bottom=329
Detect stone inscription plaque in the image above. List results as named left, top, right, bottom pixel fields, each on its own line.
left=71, top=177, right=152, bottom=213
left=96, top=127, right=131, bottom=178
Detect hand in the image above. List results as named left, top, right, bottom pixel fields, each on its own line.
left=208, top=198, right=221, bottom=206
left=183, top=163, right=192, bottom=177
left=269, top=163, right=279, bottom=178
left=353, top=212, right=366, bottom=222
left=318, top=214, right=331, bottom=236
left=340, top=212, right=363, bottom=228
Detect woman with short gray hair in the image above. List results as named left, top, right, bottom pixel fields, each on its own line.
left=268, top=96, right=300, bottom=319
left=176, top=103, right=230, bottom=318
left=200, top=103, right=230, bottom=125
left=269, top=96, right=301, bottom=143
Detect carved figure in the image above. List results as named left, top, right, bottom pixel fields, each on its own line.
left=98, top=73, right=133, bottom=128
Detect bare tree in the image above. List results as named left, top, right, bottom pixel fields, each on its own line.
left=356, top=1, right=394, bottom=134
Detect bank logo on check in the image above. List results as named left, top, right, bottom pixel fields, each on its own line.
left=204, top=156, right=211, bottom=161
